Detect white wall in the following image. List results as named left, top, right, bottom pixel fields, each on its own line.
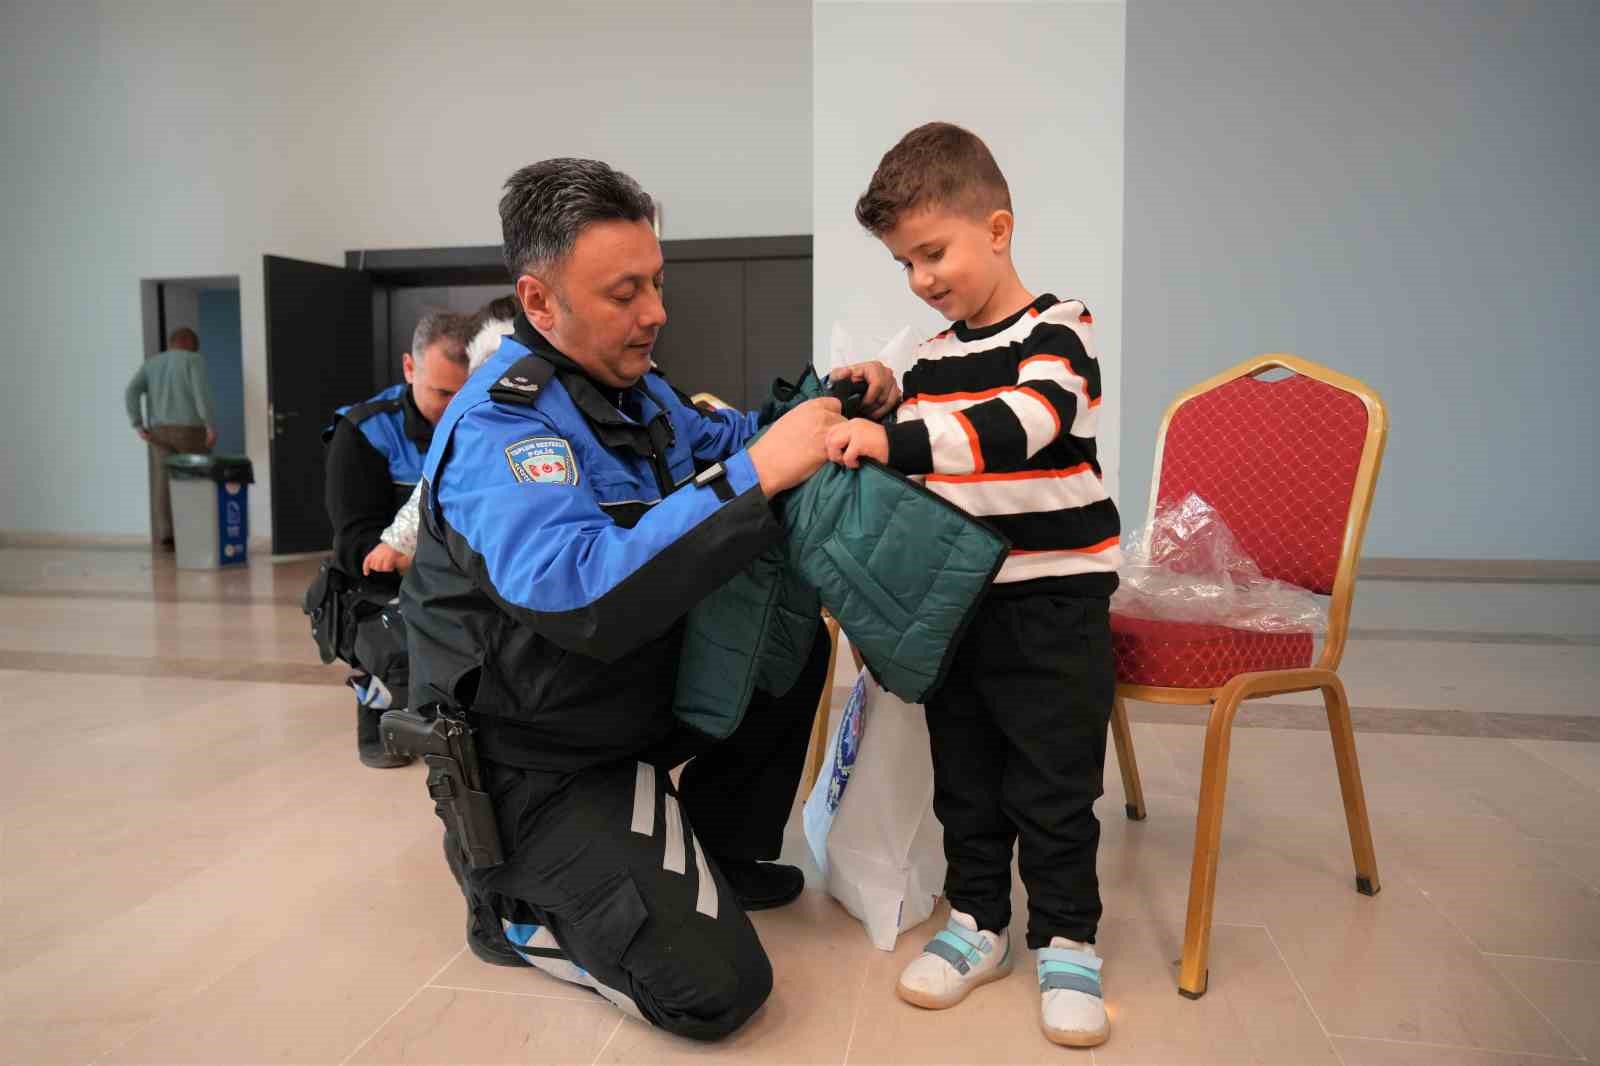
left=813, top=0, right=1126, bottom=500
left=0, top=1, right=812, bottom=541
left=1121, top=0, right=1599, bottom=559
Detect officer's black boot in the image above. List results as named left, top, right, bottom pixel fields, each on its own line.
left=355, top=701, right=412, bottom=769
left=441, top=831, right=531, bottom=968
left=718, top=860, right=805, bottom=911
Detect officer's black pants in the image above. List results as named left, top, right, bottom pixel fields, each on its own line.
left=456, top=626, right=829, bottom=1040
left=925, top=591, right=1115, bottom=949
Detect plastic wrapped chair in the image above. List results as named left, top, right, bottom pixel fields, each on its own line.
left=1110, top=354, right=1388, bottom=998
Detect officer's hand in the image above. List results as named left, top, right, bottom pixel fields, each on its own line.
left=835, top=361, right=902, bottom=419
left=825, top=418, right=890, bottom=469
left=747, top=397, right=844, bottom=497
left=363, top=543, right=413, bottom=576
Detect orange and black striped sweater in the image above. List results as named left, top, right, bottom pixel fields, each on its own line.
left=884, top=293, right=1121, bottom=593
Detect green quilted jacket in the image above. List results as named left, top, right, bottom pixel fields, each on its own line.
left=673, top=369, right=1009, bottom=738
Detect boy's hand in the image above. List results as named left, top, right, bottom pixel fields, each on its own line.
left=834, top=361, right=901, bottom=419
left=825, top=418, right=890, bottom=469
left=748, top=397, right=845, bottom=497
left=363, top=543, right=412, bottom=576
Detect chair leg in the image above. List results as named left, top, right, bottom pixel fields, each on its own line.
left=1178, top=687, right=1246, bottom=999
left=802, top=618, right=842, bottom=797
left=1321, top=675, right=1381, bottom=896
left=1110, top=695, right=1147, bottom=821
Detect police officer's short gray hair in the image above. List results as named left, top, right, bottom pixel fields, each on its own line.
left=411, top=310, right=469, bottom=368
left=499, top=158, right=656, bottom=280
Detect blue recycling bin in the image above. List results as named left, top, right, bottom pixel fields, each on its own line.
left=164, top=454, right=254, bottom=569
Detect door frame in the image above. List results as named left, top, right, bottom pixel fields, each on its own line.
left=136, top=274, right=242, bottom=547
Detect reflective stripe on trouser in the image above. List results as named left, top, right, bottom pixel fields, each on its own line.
left=468, top=757, right=773, bottom=1041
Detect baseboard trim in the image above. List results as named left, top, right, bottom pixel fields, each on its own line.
left=1360, top=557, right=1600, bottom=584
left=0, top=532, right=305, bottom=563
left=0, top=531, right=151, bottom=550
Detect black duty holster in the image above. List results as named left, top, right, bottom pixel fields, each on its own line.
left=380, top=707, right=504, bottom=869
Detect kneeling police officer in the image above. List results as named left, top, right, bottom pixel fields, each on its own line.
left=318, top=310, right=470, bottom=767
left=398, top=159, right=852, bottom=1040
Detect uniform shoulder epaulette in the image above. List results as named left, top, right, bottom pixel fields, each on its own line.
left=489, top=354, right=557, bottom=407
left=341, top=394, right=405, bottom=425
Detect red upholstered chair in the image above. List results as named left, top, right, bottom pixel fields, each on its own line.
left=1109, top=355, right=1388, bottom=998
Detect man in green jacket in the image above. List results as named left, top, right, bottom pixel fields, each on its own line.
left=126, top=328, right=218, bottom=549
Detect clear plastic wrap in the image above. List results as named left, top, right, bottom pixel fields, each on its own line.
left=825, top=322, right=920, bottom=382
left=1112, top=492, right=1328, bottom=634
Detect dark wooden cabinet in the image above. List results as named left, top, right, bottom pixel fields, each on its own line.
left=346, top=236, right=811, bottom=405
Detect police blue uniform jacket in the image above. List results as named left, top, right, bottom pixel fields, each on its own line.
left=324, top=383, right=433, bottom=578
left=403, top=318, right=784, bottom=772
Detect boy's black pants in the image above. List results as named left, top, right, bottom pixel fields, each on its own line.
left=925, top=589, right=1115, bottom=949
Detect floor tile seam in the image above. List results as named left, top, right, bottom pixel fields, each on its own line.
left=1348, top=628, right=1600, bottom=647
left=838, top=946, right=876, bottom=1066
left=0, top=653, right=337, bottom=685
left=1326, top=1031, right=1588, bottom=1061
left=589, top=1015, right=626, bottom=1065
left=0, top=589, right=303, bottom=606
left=1414, top=869, right=1589, bottom=1062
left=85, top=1015, right=158, bottom=1066
left=1482, top=952, right=1600, bottom=967
left=1533, top=848, right=1600, bottom=895
left=1259, top=921, right=1347, bottom=1066
left=425, top=982, right=604, bottom=1004
left=1508, top=742, right=1600, bottom=800
left=1399, top=812, right=1600, bottom=902
left=340, top=946, right=465, bottom=1066
left=1126, top=707, right=1600, bottom=744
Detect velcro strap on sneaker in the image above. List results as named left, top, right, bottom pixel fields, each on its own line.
left=1038, top=947, right=1102, bottom=997
left=941, top=919, right=991, bottom=953
left=924, top=932, right=978, bottom=974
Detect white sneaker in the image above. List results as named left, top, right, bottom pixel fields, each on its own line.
left=1038, top=937, right=1109, bottom=1047
left=896, top=910, right=1012, bottom=1010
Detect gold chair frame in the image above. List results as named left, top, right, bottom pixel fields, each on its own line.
left=1110, top=354, right=1389, bottom=998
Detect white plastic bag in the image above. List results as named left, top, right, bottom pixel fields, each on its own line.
left=802, top=670, right=946, bottom=951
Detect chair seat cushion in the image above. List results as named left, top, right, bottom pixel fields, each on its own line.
left=1111, top=611, right=1314, bottom=689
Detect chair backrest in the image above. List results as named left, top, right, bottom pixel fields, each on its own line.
left=1147, top=355, right=1388, bottom=667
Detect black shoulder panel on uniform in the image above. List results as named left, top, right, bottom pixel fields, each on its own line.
left=342, top=395, right=406, bottom=425
left=488, top=354, right=557, bottom=407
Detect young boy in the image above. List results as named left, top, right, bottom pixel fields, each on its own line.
left=826, top=122, right=1120, bottom=1048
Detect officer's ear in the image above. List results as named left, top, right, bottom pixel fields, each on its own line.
left=517, top=274, right=559, bottom=333
left=402, top=352, right=416, bottom=384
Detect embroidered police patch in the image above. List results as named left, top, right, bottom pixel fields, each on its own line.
left=505, top=437, right=579, bottom=486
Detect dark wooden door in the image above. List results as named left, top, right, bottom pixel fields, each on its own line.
left=263, top=255, right=374, bottom=554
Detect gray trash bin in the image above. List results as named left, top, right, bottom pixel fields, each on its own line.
left=164, top=454, right=254, bottom=570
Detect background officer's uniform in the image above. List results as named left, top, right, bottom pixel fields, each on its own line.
left=324, top=383, right=433, bottom=762
left=404, top=318, right=825, bottom=1040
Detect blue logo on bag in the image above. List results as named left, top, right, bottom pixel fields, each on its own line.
left=825, top=675, right=869, bottom=813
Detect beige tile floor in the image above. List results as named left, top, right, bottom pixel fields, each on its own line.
left=1, top=548, right=1596, bottom=1065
